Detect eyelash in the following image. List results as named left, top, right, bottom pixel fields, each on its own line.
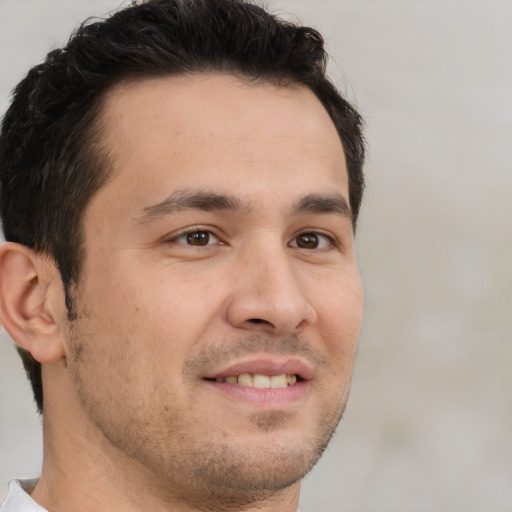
left=290, top=231, right=337, bottom=251
left=167, top=227, right=222, bottom=246
left=166, top=227, right=338, bottom=251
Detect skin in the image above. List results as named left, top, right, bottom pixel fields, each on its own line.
left=1, top=74, right=363, bottom=512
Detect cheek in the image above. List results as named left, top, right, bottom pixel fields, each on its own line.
left=100, top=266, right=229, bottom=370
left=144, top=269, right=225, bottom=329
left=314, top=265, right=363, bottom=325
left=313, top=270, right=363, bottom=364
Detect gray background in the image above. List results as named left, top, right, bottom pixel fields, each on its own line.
left=1, top=0, right=511, bottom=511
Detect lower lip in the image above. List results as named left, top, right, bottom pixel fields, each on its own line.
left=203, top=380, right=309, bottom=408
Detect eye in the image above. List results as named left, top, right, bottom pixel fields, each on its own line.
left=290, top=232, right=333, bottom=250
left=169, top=229, right=221, bottom=246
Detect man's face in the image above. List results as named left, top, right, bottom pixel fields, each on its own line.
left=65, top=74, right=363, bottom=503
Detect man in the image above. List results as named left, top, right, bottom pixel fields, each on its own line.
left=0, top=0, right=365, bottom=511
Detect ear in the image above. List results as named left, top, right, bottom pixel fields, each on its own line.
left=0, top=242, right=66, bottom=363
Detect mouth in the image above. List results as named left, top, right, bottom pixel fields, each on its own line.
left=201, top=359, right=311, bottom=407
left=205, top=373, right=299, bottom=388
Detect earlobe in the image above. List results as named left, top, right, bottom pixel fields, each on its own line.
left=0, top=242, right=66, bottom=363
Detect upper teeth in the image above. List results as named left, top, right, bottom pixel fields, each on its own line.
left=216, top=373, right=297, bottom=389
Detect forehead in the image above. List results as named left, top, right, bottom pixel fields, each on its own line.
left=92, top=74, right=348, bottom=216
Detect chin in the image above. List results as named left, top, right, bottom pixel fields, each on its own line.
left=184, top=421, right=336, bottom=498
left=189, top=444, right=314, bottom=497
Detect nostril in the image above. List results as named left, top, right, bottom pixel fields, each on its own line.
left=248, top=318, right=272, bottom=326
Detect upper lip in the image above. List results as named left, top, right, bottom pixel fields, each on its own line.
left=203, top=358, right=313, bottom=381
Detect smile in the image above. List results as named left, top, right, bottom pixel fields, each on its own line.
left=212, top=373, right=298, bottom=388
left=203, top=366, right=309, bottom=407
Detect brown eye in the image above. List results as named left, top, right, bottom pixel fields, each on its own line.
left=290, top=232, right=334, bottom=250
left=186, top=231, right=210, bottom=245
left=169, top=228, right=222, bottom=247
left=295, top=232, right=319, bottom=249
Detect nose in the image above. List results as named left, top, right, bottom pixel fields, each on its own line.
left=226, top=247, right=317, bottom=336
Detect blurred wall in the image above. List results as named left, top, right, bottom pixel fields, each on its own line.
left=1, top=1, right=511, bottom=511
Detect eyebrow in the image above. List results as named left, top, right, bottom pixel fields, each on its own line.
left=136, top=189, right=351, bottom=225
left=137, top=189, right=246, bottom=224
left=292, top=193, right=352, bottom=219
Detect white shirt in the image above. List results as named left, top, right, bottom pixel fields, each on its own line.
left=0, top=480, right=46, bottom=512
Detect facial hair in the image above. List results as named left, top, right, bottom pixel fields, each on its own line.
left=67, top=327, right=350, bottom=511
